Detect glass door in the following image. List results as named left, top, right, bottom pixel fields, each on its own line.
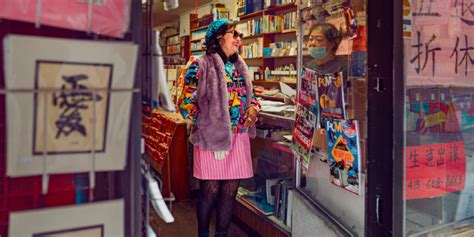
left=295, top=0, right=368, bottom=235
left=402, top=0, right=474, bottom=236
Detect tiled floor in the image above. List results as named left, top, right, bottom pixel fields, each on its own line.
left=156, top=199, right=249, bottom=237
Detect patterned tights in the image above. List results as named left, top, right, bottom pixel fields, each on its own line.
left=197, top=179, right=241, bottom=237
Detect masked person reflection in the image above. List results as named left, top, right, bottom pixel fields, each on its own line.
left=305, top=22, right=347, bottom=77
left=177, top=19, right=260, bottom=237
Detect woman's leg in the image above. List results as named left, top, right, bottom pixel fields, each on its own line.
left=215, top=179, right=241, bottom=237
left=197, top=179, right=220, bottom=237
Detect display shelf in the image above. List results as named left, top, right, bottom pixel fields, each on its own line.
left=165, top=42, right=181, bottom=46
left=243, top=57, right=264, bottom=60
left=191, top=25, right=209, bottom=32
left=253, top=80, right=296, bottom=86
left=265, top=3, right=297, bottom=13
left=190, top=38, right=203, bottom=42
left=243, top=34, right=264, bottom=40
left=266, top=55, right=297, bottom=59
left=191, top=49, right=205, bottom=52
left=239, top=10, right=265, bottom=21
left=255, top=93, right=285, bottom=102
left=235, top=195, right=291, bottom=236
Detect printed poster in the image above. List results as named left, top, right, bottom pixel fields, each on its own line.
left=326, top=119, right=361, bottom=195
left=316, top=71, right=346, bottom=121
left=292, top=68, right=318, bottom=168
left=405, top=141, right=466, bottom=200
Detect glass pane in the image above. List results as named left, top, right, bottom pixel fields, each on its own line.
left=403, top=0, right=474, bottom=236
left=295, top=0, right=367, bottom=235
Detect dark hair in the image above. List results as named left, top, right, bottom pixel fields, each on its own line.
left=308, top=23, right=342, bottom=53
left=205, top=21, right=239, bottom=61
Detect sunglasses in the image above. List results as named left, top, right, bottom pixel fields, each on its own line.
left=226, top=30, right=244, bottom=39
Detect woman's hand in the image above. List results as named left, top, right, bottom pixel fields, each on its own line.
left=244, top=106, right=259, bottom=128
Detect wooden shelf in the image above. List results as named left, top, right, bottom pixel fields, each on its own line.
left=191, top=25, right=210, bottom=32
left=253, top=80, right=296, bottom=86
left=243, top=57, right=264, bottom=60
left=239, top=9, right=265, bottom=20
left=243, top=34, right=264, bottom=40
left=234, top=196, right=291, bottom=237
left=166, top=52, right=181, bottom=55
left=264, top=3, right=297, bottom=13
left=191, top=49, right=205, bottom=52
left=165, top=42, right=181, bottom=46
left=265, top=55, right=297, bottom=59
left=162, top=33, right=179, bottom=38
left=190, top=38, right=203, bottom=42
left=255, top=93, right=285, bottom=102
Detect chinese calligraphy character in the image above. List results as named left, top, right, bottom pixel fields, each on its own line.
left=414, top=0, right=441, bottom=16
left=425, top=146, right=435, bottom=167
left=448, top=144, right=460, bottom=163
left=410, top=31, right=442, bottom=76
left=454, top=0, right=474, bottom=26
left=409, top=149, right=420, bottom=168
left=437, top=147, right=445, bottom=166
left=450, top=35, right=474, bottom=76
left=52, top=74, right=103, bottom=139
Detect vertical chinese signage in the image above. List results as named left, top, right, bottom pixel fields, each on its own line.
left=34, top=61, right=112, bottom=154
left=405, top=141, right=466, bottom=200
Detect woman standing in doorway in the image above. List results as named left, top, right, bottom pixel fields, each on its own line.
left=178, top=19, right=260, bottom=237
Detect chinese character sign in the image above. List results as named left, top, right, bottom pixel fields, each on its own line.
left=405, top=141, right=466, bottom=200
left=406, top=0, right=474, bottom=86
left=34, top=61, right=112, bottom=154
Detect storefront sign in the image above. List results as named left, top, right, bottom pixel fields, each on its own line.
left=405, top=141, right=466, bottom=200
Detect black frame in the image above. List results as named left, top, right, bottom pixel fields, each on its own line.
left=365, top=0, right=404, bottom=236
left=366, top=0, right=394, bottom=235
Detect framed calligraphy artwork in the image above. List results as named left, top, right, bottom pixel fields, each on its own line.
left=33, top=61, right=112, bottom=155
left=4, top=35, right=138, bottom=177
left=9, top=200, right=123, bottom=237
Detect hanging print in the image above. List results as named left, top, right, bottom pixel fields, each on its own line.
left=317, top=71, right=346, bottom=121
left=292, top=68, right=319, bottom=168
left=326, top=119, right=361, bottom=195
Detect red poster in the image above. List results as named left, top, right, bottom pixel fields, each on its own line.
left=405, top=141, right=466, bottom=200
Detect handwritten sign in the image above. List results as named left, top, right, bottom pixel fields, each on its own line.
left=405, top=0, right=474, bottom=86
left=405, top=141, right=466, bottom=200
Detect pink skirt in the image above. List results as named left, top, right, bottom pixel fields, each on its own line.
left=193, top=132, right=254, bottom=180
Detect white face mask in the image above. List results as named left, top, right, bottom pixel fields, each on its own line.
left=308, top=46, right=328, bottom=60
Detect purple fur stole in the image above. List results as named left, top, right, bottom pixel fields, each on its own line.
left=189, top=53, right=256, bottom=151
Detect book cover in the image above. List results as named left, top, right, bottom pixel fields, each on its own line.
left=326, top=119, right=361, bottom=195
left=291, top=68, right=319, bottom=169
left=241, top=192, right=275, bottom=216
left=316, top=71, right=346, bottom=122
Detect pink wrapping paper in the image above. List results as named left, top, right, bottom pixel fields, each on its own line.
left=0, top=0, right=130, bottom=38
